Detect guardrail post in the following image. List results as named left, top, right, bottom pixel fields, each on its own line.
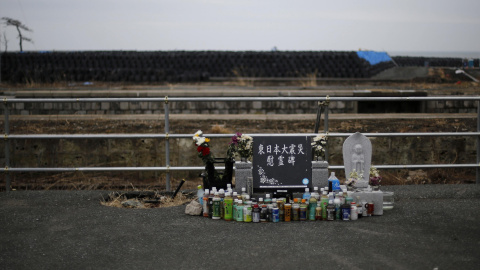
left=324, top=96, right=330, bottom=162
left=477, top=101, right=480, bottom=184
left=164, top=96, right=171, bottom=191
left=3, top=99, right=11, bottom=191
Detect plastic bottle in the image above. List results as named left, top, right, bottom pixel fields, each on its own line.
left=267, top=202, right=274, bottom=222
left=320, top=191, right=329, bottom=220
left=233, top=199, right=238, bottom=220
left=328, top=192, right=335, bottom=202
left=315, top=205, right=322, bottom=221
left=284, top=203, right=292, bottom=222
left=236, top=200, right=244, bottom=222
left=346, top=192, right=353, bottom=205
left=264, top=194, right=272, bottom=204
left=243, top=196, right=252, bottom=222
left=292, top=198, right=300, bottom=221
left=241, top=187, right=248, bottom=201
left=202, top=189, right=210, bottom=217
left=272, top=207, right=280, bottom=223
left=277, top=198, right=285, bottom=222
left=197, top=185, right=204, bottom=205
left=311, top=187, right=319, bottom=200
left=334, top=198, right=341, bottom=220
left=328, top=172, right=341, bottom=192
left=350, top=202, right=358, bottom=221
left=327, top=200, right=335, bottom=221
left=337, top=192, right=345, bottom=205
left=303, top=188, right=311, bottom=200
left=219, top=189, right=225, bottom=219
left=260, top=204, right=268, bottom=222
left=212, top=192, right=221, bottom=220
left=341, top=201, right=351, bottom=221
left=252, top=204, right=261, bottom=223
left=299, top=199, right=307, bottom=221
left=308, top=194, right=317, bottom=221
left=208, top=190, right=215, bottom=218
left=224, top=192, right=233, bottom=221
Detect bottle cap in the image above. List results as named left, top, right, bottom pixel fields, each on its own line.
left=254, top=204, right=259, bottom=208
left=305, top=188, right=310, bottom=192
left=259, top=198, right=264, bottom=202
left=215, top=192, right=219, bottom=195
left=266, top=194, right=271, bottom=198
left=301, top=199, right=306, bottom=203
left=314, top=186, right=318, bottom=191
left=225, top=192, right=231, bottom=197
left=197, top=185, right=202, bottom=189
left=272, top=198, right=277, bottom=203
left=242, top=187, right=246, bottom=192
left=234, top=199, right=238, bottom=203
left=238, top=200, right=243, bottom=204
left=339, top=192, right=343, bottom=196
left=329, top=200, right=333, bottom=204
left=205, top=190, right=209, bottom=195
left=245, top=195, right=250, bottom=200
left=294, top=198, right=298, bottom=203
left=227, top=184, right=232, bottom=189
left=219, top=189, right=225, bottom=194
left=233, top=192, right=238, bottom=196
left=334, top=198, right=340, bottom=203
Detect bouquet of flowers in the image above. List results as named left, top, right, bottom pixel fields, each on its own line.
left=369, top=166, right=382, bottom=187
left=345, top=169, right=362, bottom=188
left=192, top=130, right=214, bottom=164
left=228, top=132, right=253, bottom=161
left=311, top=134, right=328, bottom=160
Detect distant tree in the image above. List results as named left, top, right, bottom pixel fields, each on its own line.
left=2, top=17, right=33, bottom=52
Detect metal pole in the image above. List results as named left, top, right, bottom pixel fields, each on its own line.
left=164, top=96, right=171, bottom=191
left=4, top=100, right=11, bottom=191
left=477, top=101, right=480, bottom=184
left=324, top=103, right=329, bottom=163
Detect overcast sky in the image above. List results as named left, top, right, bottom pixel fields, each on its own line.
left=1, top=0, right=479, bottom=57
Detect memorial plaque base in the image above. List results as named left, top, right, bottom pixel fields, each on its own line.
left=352, top=190, right=384, bottom=216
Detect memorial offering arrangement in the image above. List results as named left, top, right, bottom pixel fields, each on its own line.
left=196, top=178, right=382, bottom=223
left=187, top=131, right=394, bottom=221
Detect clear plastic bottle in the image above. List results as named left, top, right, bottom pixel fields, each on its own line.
left=320, top=191, right=329, bottom=220
left=328, top=172, right=341, bottom=192
left=202, top=189, right=210, bottom=217
left=327, top=200, right=335, bottom=221
left=244, top=199, right=252, bottom=223
left=197, top=185, right=204, bottom=205
left=233, top=198, right=238, bottom=220
left=264, top=194, right=272, bottom=205
left=334, top=198, right=341, bottom=220
left=350, top=202, right=358, bottom=221
left=219, top=189, right=225, bottom=219
left=312, top=187, right=320, bottom=200
left=303, top=188, right=311, bottom=200
left=236, top=200, right=244, bottom=222
left=252, top=204, right=260, bottom=223
left=241, top=187, right=248, bottom=201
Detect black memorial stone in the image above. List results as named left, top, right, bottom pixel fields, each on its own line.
left=252, top=136, right=312, bottom=191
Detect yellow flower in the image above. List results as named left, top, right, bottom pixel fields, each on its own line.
left=205, top=138, right=210, bottom=142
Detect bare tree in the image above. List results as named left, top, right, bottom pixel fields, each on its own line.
left=2, top=17, right=33, bottom=52
left=1, top=31, right=8, bottom=52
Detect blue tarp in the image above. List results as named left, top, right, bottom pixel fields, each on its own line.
left=356, top=51, right=392, bottom=65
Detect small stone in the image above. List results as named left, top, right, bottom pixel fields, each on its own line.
left=121, top=199, right=144, bottom=208
left=185, top=200, right=202, bottom=216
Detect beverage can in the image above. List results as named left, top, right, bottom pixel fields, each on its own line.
left=272, top=207, right=280, bottom=223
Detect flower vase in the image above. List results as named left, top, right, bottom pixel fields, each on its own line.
left=372, top=185, right=380, bottom=191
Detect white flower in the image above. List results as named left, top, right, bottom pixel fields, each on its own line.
left=195, top=137, right=206, bottom=146
left=194, top=130, right=203, bottom=137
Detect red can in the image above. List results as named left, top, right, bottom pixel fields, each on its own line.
left=367, top=202, right=374, bottom=216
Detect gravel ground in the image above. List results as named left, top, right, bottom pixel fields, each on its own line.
left=1, top=184, right=479, bottom=270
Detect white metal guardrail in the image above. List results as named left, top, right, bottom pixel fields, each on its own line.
left=2, top=96, right=480, bottom=191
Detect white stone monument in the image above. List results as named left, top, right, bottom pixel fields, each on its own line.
left=343, top=132, right=372, bottom=189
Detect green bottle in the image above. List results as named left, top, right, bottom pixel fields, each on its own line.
left=224, top=192, right=233, bottom=221
left=320, top=191, right=329, bottom=220
left=212, top=192, right=221, bottom=220
left=308, top=195, right=317, bottom=221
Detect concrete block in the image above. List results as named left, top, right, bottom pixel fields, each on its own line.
left=120, top=102, right=129, bottom=110
left=16, top=103, right=24, bottom=110
left=234, top=161, right=252, bottom=193
left=352, top=190, right=383, bottom=216
left=101, top=102, right=110, bottom=110
left=44, top=103, right=53, bottom=110
left=312, top=161, right=329, bottom=188
left=252, top=101, right=262, bottom=109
